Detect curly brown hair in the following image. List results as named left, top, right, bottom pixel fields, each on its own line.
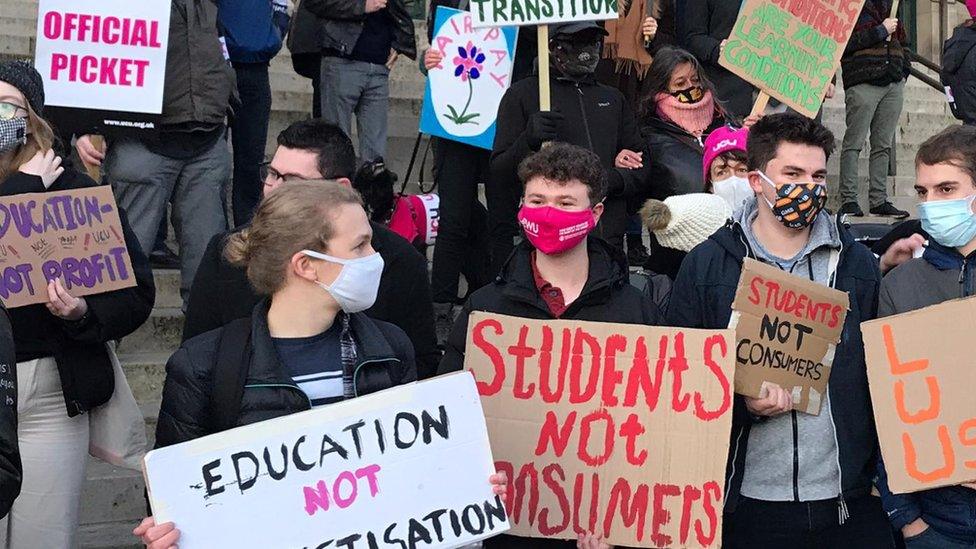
left=517, top=142, right=607, bottom=205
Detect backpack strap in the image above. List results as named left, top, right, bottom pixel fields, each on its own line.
left=209, top=317, right=253, bottom=433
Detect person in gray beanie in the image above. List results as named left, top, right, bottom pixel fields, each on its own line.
left=0, top=59, right=154, bottom=548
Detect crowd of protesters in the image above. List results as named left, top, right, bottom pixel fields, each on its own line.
left=0, top=0, right=975, bottom=547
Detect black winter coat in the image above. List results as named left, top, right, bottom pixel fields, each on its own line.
left=439, top=237, right=662, bottom=375
left=683, top=0, right=754, bottom=118
left=491, top=75, right=646, bottom=250
left=303, top=0, right=416, bottom=60
left=943, top=24, right=976, bottom=125
left=155, top=300, right=416, bottom=448
left=666, top=217, right=883, bottom=512
left=0, top=305, right=20, bottom=519
left=183, top=222, right=441, bottom=379
left=0, top=170, right=154, bottom=416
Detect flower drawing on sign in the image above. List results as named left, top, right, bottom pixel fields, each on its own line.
left=445, top=41, right=486, bottom=125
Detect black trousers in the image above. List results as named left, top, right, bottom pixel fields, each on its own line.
left=430, top=138, right=491, bottom=303
left=230, top=62, right=273, bottom=226
left=723, top=496, right=895, bottom=549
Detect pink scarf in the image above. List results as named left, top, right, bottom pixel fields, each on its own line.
left=655, top=90, right=716, bottom=137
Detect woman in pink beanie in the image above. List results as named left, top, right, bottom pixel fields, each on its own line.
left=702, top=125, right=751, bottom=209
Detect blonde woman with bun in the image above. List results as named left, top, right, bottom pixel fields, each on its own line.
left=136, top=181, right=507, bottom=548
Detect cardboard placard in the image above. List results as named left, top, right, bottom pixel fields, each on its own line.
left=719, top=0, right=866, bottom=118
left=464, top=312, right=734, bottom=548
left=144, top=373, right=509, bottom=549
left=420, top=7, right=518, bottom=150
left=469, top=0, right=618, bottom=28
left=729, top=258, right=849, bottom=415
left=862, top=297, right=976, bottom=494
left=34, top=0, right=171, bottom=136
left=0, top=186, right=136, bottom=308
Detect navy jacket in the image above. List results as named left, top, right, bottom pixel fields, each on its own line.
left=218, top=0, right=290, bottom=64
left=875, top=240, right=976, bottom=544
left=666, top=217, right=882, bottom=512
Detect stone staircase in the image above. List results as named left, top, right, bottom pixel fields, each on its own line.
left=0, top=1, right=966, bottom=547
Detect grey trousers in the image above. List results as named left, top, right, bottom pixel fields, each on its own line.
left=104, top=135, right=229, bottom=307
left=320, top=56, right=390, bottom=162
left=839, top=80, right=905, bottom=208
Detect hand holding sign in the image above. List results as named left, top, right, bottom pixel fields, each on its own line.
left=45, top=278, right=88, bottom=320
left=133, top=517, right=178, bottom=549
left=745, top=381, right=793, bottom=417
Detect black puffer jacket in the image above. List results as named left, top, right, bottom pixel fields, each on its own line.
left=302, top=0, right=416, bottom=60
left=0, top=305, right=20, bottom=519
left=155, top=300, right=416, bottom=448
left=0, top=169, right=154, bottom=416
left=439, top=237, right=662, bottom=375
left=943, top=23, right=976, bottom=125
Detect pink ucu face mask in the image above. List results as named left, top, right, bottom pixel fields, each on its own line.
left=517, top=205, right=597, bottom=255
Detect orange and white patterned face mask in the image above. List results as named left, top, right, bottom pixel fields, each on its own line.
left=758, top=171, right=828, bottom=230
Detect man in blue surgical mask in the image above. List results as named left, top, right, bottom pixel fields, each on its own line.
left=875, top=124, right=976, bottom=549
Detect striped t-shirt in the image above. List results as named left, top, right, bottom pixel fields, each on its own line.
left=272, top=323, right=344, bottom=407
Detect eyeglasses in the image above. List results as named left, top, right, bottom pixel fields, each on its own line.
left=0, top=102, right=27, bottom=121
left=260, top=162, right=318, bottom=185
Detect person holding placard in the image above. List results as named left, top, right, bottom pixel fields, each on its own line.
left=76, top=0, right=236, bottom=309
left=837, top=0, right=911, bottom=219
left=667, top=114, right=893, bottom=548
left=682, top=0, right=755, bottom=119
left=489, top=22, right=646, bottom=271
left=440, top=142, right=660, bottom=549
left=0, top=60, right=154, bottom=548
left=874, top=125, right=976, bottom=549
left=138, top=180, right=508, bottom=548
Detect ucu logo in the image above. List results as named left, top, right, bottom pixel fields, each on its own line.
left=712, top=139, right=739, bottom=152
left=519, top=217, right=539, bottom=234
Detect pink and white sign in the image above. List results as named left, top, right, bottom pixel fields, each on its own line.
left=34, top=0, right=170, bottom=116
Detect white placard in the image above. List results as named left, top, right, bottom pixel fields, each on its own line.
left=469, top=0, right=618, bottom=28
left=144, top=373, right=509, bottom=549
left=34, top=0, right=170, bottom=114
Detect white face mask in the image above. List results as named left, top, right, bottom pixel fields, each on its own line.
left=712, top=176, right=753, bottom=210
left=301, top=249, right=385, bottom=313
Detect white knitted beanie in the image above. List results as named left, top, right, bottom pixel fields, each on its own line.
left=640, top=193, right=732, bottom=252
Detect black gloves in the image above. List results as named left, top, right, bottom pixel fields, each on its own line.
left=525, top=111, right=564, bottom=150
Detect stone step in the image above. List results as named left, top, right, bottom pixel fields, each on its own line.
left=119, top=352, right=169, bottom=406
left=118, top=307, right=183, bottom=357
left=80, top=521, right=142, bottom=549
left=152, top=269, right=180, bottom=309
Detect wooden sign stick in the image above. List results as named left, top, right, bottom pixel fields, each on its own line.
left=887, top=0, right=899, bottom=42
left=538, top=25, right=551, bottom=112
left=750, top=91, right=770, bottom=118
left=82, top=134, right=105, bottom=182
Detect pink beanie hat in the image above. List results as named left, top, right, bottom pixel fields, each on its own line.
left=702, top=126, right=749, bottom=183
left=968, top=0, right=976, bottom=18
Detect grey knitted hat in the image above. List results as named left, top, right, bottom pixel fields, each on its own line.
left=0, top=60, right=45, bottom=115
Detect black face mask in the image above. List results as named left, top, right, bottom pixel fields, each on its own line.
left=551, top=39, right=601, bottom=78
left=670, top=86, right=705, bottom=104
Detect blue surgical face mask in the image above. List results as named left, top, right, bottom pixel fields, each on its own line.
left=918, top=195, right=976, bottom=248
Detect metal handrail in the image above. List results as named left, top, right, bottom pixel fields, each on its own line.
left=909, top=51, right=942, bottom=74
left=908, top=65, right=944, bottom=91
